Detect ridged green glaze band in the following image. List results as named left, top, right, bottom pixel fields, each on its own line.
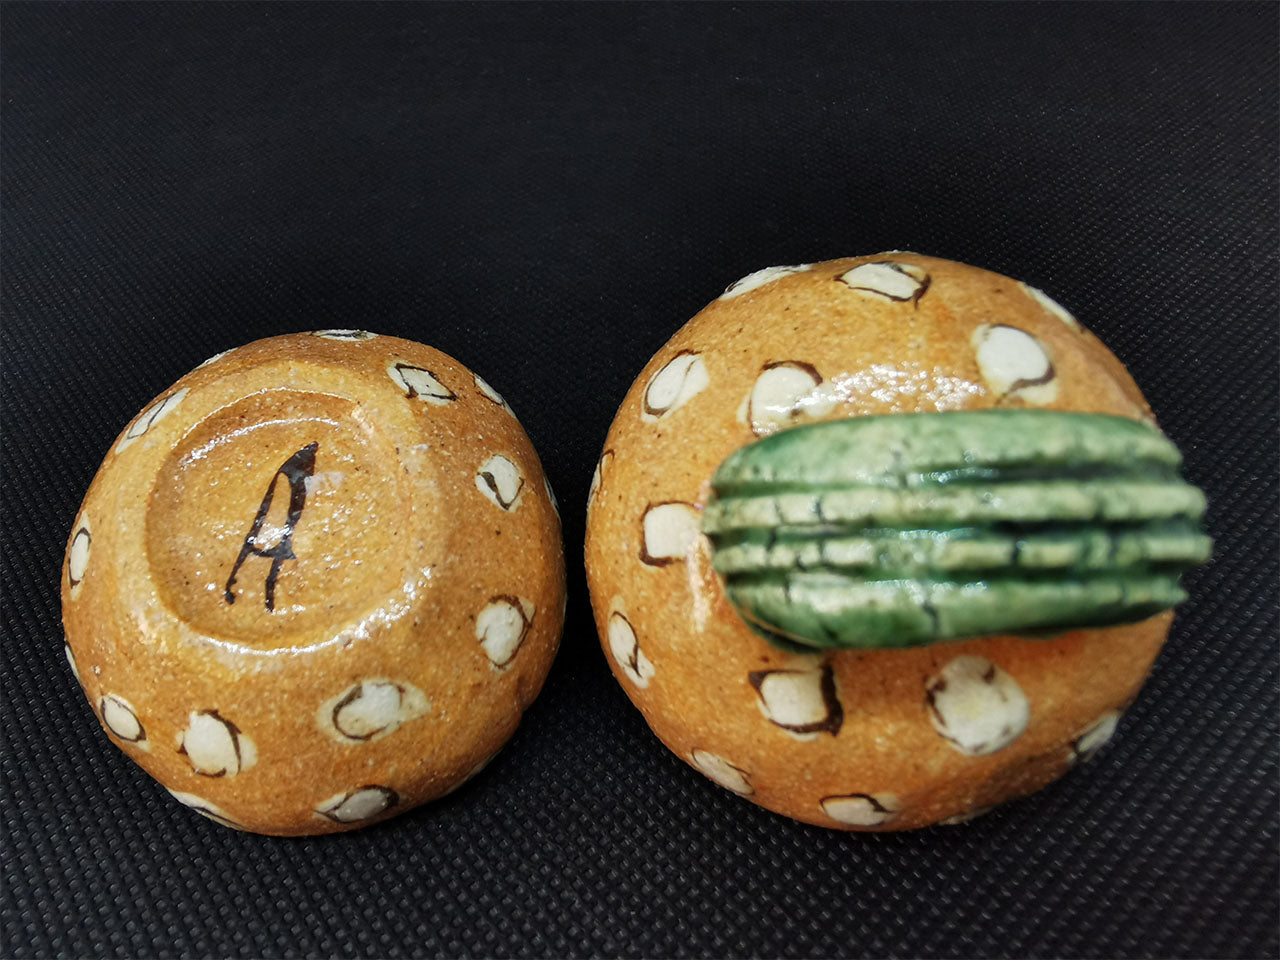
left=710, top=410, right=1184, bottom=492
left=710, top=522, right=1213, bottom=576
left=704, top=411, right=1211, bottom=652
left=704, top=479, right=1206, bottom=529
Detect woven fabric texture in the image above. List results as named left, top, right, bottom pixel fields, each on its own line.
left=2, top=3, right=1276, bottom=958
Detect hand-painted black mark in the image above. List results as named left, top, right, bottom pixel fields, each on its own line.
left=224, top=442, right=319, bottom=611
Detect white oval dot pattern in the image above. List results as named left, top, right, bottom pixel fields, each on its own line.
left=318, top=679, right=430, bottom=744
left=313, top=329, right=377, bottom=341
left=607, top=609, right=654, bottom=689
left=747, top=361, right=836, bottom=437
left=749, top=665, right=843, bottom=738
left=720, top=263, right=813, bottom=300
left=690, top=749, right=753, bottom=796
left=640, top=501, right=701, bottom=566
left=195, top=348, right=233, bottom=370
left=972, top=324, right=1059, bottom=404
left=67, top=518, right=91, bottom=594
left=475, top=454, right=524, bottom=511
left=180, top=710, right=257, bottom=777
left=939, top=805, right=995, bottom=826
left=388, top=362, right=456, bottom=404
left=821, top=792, right=901, bottom=827
left=1021, top=282, right=1081, bottom=330
left=115, top=387, right=189, bottom=453
left=588, top=450, right=613, bottom=508
left=334, top=683, right=399, bottom=738
left=1073, top=710, right=1121, bottom=763
left=544, top=476, right=560, bottom=518
left=925, top=655, right=1030, bottom=756
left=476, top=596, right=535, bottom=667
left=641, top=351, right=709, bottom=421
left=100, top=694, right=147, bottom=746
left=64, top=643, right=81, bottom=684
left=317, top=786, right=399, bottom=823
left=474, top=373, right=514, bottom=414
left=837, top=261, right=930, bottom=303
left=167, top=789, right=247, bottom=830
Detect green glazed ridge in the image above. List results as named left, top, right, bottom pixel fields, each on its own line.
left=704, top=478, right=1206, bottom=529
left=703, top=410, right=1211, bottom=652
left=710, top=521, right=1213, bottom=576
left=711, top=410, right=1182, bottom=493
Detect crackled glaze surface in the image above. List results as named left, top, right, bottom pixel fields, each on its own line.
left=62, top=332, right=565, bottom=835
left=584, top=253, right=1170, bottom=830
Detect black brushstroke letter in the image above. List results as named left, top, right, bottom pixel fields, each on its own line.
left=224, top=442, right=318, bottom=611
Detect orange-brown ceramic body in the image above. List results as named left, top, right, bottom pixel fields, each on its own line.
left=62, top=331, right=566, bottom=835
left=585, top=254, right=1171, bottom=830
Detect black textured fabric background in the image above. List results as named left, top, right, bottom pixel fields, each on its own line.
left=2, top=3, right=1277, bottom=958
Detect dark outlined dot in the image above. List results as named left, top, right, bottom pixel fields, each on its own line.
left=115, top=388, right=189, bottom=453
left=476, top=595, right=535, bottom=667
left=475, top=455, right=525, bottom=511
left=100, top=694, right=147, bottom=745
left=473, top=373, right=514, bottom=413
left=642, top=351, right=709, bottom=421
left=388, top=362, right=457, bottom=404
left=925, top=656, right=1029, bottom=756
left=836, top=261, right=930, bottom=304
left=689, top=749, right=753, bottom=796
left=607, top=607, right=654, bottom=688
left=720, top=264, right=813, bottom=300
left=821, top=792, right=901, bottom=826
left=746, top=360, right=835, bottom=437
left=312, top=329, right=377, bottom=341
left=68, top=521, right=91, bottom=591
left=167, top=789, right=248, bottom=830
left=316, top=785, right=399, bottom=823
left=749, top=664, right=843, bottom=738
left=971, top=324, right=1058, bottom=404
left=588, top=449, right=614, bottom=507
left=1020, top=282, right=1081, bottom=331
left=320, top=679, right=429, bottom=743
left=179, top=709, right=257, bottom=776
left=1072, top=710, right=1121, bottom=763
left=639, top=501, right=701, bottom=566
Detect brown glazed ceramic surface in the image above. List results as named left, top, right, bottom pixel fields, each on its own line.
left=585, top=254, right=1170, bottom=830
left=62, top=331, right=566, bottom=835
